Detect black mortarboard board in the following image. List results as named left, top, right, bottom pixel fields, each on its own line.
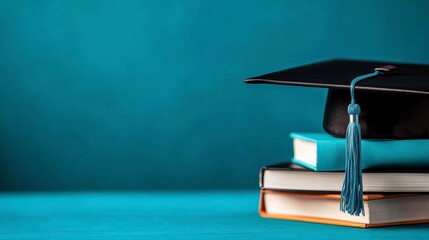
left=245, top=59, right=429, bottom=139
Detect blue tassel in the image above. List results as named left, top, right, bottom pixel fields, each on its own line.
left=339, top=66, right=396, bottom=216
left=339, top=71, right=381, bottom=216
left=340, top=103, right=364, bottom=216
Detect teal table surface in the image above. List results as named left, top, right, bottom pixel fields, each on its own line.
left=0, top=191, right=428, bottom=240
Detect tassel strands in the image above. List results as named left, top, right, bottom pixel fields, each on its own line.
left=340, top=103, right=364, bottom=216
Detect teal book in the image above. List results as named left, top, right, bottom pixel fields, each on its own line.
left=291, top=132, right=429, bottom=171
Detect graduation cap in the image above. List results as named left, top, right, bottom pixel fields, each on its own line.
left=245, top=59, right=429, bottom=216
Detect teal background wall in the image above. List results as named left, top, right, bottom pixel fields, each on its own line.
left=1, top=0, right=428, bottom=190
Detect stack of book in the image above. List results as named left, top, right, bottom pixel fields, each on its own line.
left=259, top=133, right=429, bottom=228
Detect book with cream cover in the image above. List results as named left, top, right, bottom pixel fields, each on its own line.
left=260, top=163, right=429, bottom=193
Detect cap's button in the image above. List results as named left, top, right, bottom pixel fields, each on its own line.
left=375, top=65, right=397, bottom=72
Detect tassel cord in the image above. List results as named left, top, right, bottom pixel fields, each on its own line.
left=349, top=71, right=382, bottom=103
